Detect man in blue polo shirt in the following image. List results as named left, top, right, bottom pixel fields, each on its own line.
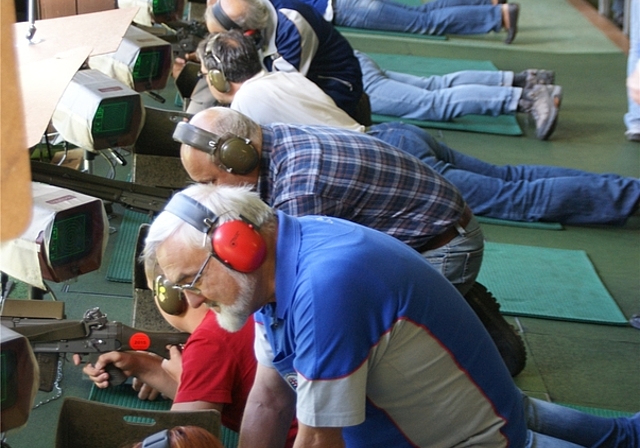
left=143, top=183, right=640, bottom=448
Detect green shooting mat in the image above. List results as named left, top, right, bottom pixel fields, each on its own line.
left=365, top=53, right=523, bottom=136
left=476, top=216, right=563, bottom=230
left=477, top=242, right=628, bottom=324
left=558, top=403, right=634, bottom=418
left=105, top=209, right=152, bottom=283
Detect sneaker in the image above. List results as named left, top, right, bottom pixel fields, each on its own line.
left=625, top=130, right=640, bottom=142
left=518, top=85, right=562, bottom=140
left=513, top=69, right=556, bottom=89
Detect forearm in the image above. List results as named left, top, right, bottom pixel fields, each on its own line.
left=129, top=356, right=178, bottom=399
left=239, top=399, right=295, bottom=448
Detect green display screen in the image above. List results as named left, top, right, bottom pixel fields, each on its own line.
left=92, top=98, right=134, bottom=138
left=152, top=0, right=176, bottom=15
left=49, top=211, right=92, bottom=266
left=1, top=350, right=18, bottom=409
left=132, top=50, right=164, bottom=82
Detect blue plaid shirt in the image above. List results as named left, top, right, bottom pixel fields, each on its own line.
left=257, top=124, right=466, bottom=248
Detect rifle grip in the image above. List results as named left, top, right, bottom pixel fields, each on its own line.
left=106, top=364, right=128, bottom=387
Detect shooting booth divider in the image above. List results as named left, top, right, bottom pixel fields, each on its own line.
left=55, top=397, right=221, bottom=448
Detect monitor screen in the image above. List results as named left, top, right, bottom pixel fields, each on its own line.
left=1, top=349, right=18, bottom=410
left=91, top=97, right=135, bottom=139
left=132, top=49, right=165, bottom=83
left=49, top=210, right=93, bottom=267
left=152, top=0, right=176, bottom=15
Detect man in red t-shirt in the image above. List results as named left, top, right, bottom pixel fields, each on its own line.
left=76, top=296, right=297, bottom=444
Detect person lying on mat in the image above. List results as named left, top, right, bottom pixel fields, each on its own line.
left=313, top=0, right=520, bottom=43
left=193, top=30, right=640, bottom=226
left=202, top=0, right=365, bottom=123
left=142, top=182, right=640, bottom=448
left=73, top=277, right=298, bottom=446
left=354, top=50, right=562, bottom=141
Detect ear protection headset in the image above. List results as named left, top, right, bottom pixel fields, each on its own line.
left=153, top=192, right=267, bottom=316
left=204, top=34, right=230, bottom=93
left=165, top=192, right=267, bottom=273
left=141, top=429, right=170, bottom=448
left=173, top=120, right=259, bottom=175
left=211, top=1, right=264, bottom=48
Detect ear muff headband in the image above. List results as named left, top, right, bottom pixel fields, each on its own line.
left=164, top=193, right=267, bottom=273
left=212, top=1, right=242, bottom=30
left=142, top=429, right=170, bottom=448
left=205, top=34, right=230, bottom=93
left=173, top=121, right=259, bottom=175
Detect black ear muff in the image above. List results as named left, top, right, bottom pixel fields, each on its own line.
left=164, top=193, right=267, bottom=273
left=154, top=275, right=187, bottom=316
left=173, top=121, right=259, bottom=174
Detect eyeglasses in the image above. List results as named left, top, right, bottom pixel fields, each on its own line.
left=153, top=253, right=213, bottom=315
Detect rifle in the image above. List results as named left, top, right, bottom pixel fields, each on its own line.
left=1, top=307, right=189, bottom=392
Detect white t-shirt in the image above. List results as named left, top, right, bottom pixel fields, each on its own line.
left=231, top=70, right=365, bottom=132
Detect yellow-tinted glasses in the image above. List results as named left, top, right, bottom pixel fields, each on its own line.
left=153, top=254, right=213, bottom=315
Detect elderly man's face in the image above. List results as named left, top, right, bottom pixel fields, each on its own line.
left=156, top=234, right=258, bottom=332
left=180, top=145, right=257, bottom=187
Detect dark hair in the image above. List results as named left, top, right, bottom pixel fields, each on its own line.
left=200, top=29, right=263, bottom=84
left=129, top=426, right=224, bottom=448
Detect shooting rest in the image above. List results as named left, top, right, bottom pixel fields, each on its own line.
left=55, top=397, right=221, bottom=448
left=132, top=106, right=192, bottom=189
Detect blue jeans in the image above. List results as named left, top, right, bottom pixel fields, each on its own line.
left=356, top=51, right=521, bottom=121
left=524, top=396, right=640, bottom=447
left=367, top=123, right=640, bottom=225
left=333, top=0, right=502, bottom=35
left=625, top=0, right=640, bottom=135
left=421, top=214, right=484, bottom=295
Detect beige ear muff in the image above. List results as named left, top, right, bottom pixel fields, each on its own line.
left=208, top=68, right=230, bottom=93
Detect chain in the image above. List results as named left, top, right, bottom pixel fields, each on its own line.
left=32, top=356, right=64, bottom=409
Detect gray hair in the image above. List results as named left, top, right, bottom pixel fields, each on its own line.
left=142, top=183, right=276, bottom=273
left=204, top=0, right=271, bottom=33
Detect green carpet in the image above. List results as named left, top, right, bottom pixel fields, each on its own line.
left=105, top=209, right=152, bottom=283
left=558, top=403, right=634, bottom=418
left=336, top=26, right=447, bottom=41
left=477, top=242, right=628, bottom=324
left=90, top=384, right=240, bottom=448
left=365, top=53, right=523, bottom=135
left=476, top=216, right=563, bottom=230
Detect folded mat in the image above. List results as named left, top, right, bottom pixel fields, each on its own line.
left=477, top=242, right=627, bottom=324
left=365, top=53, right=523, bottom=136
left=106, top=209, right=152, bottom=283
left=90, top=383, right=240, bottom=448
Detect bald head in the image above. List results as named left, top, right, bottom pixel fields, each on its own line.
left=178, top=108, right=263, bottom=186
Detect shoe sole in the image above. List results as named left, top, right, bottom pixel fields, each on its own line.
left=463, top=282, right=527, bottom=377
left=504, top=4, right=519, bottom=44
left=536, top=86, right=562, bottom=140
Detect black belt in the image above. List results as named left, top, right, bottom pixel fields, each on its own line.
left=416, top=206, right=473, bottom=253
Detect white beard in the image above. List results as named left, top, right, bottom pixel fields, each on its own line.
left=214, top=271, right=257, bottom=332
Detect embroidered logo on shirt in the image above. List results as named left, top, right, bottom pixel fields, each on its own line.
left=284, top=372, right=298, bottom=391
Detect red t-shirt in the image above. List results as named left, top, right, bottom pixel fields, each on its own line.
left=174, top=311, right=298, bottom=446
left=175, top=310, right=256, bottom=432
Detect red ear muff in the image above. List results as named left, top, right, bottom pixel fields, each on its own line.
left=212, top=220, right=266, bottom=272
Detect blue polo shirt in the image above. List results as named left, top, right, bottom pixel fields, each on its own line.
left=254, top=211, right=526, bottom=447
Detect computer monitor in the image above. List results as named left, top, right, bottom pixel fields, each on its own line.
left=0, top=182, right=109, bottom=288
left=52, top=69, right=144, bottom=151
left=88, top=25, right=172, bottom=92
left=0, top=326, right=38, bottom=433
